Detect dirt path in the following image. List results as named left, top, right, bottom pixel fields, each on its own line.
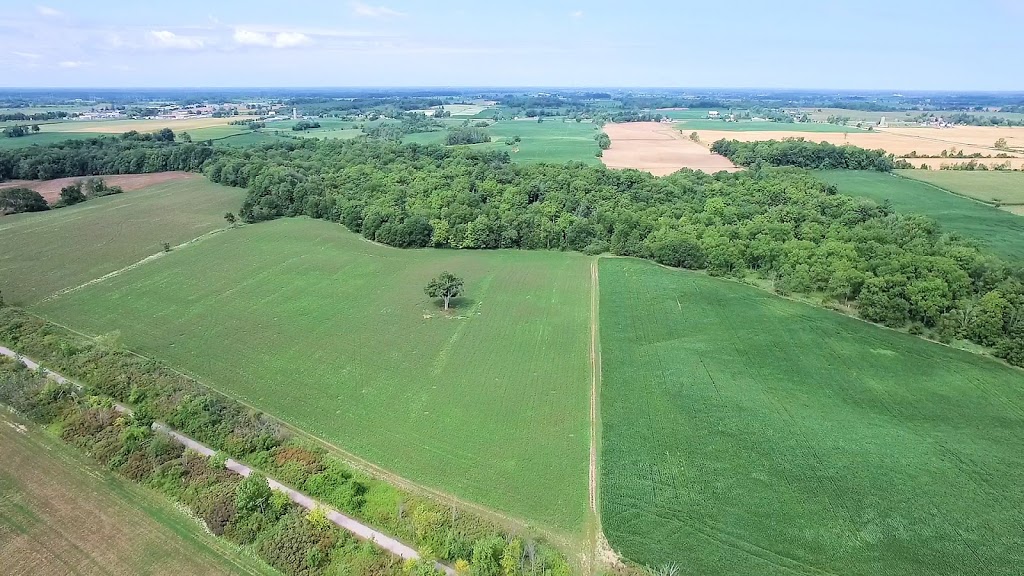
left=589, top=260, right=600, bottom=513
left=0, top=346, right=455, bottom=576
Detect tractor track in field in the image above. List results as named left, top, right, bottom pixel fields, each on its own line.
left=0, top=345, right=455, bottom=576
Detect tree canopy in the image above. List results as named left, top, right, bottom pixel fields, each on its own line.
left=425, top=272, right=464, bottom=310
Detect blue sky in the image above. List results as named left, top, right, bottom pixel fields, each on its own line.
left=2, top=0, right=1022, bottom=89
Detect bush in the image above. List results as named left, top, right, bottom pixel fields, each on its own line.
left=0, top=187, right=49, bottom=214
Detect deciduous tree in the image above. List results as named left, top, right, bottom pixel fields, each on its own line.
left=425, top=272, right=464, bottom=310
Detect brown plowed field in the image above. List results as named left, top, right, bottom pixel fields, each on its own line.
left=0, top=171, right=196, bottom=203
left=601, top=122, right=739, bottom=175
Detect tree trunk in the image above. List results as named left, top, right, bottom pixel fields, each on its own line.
left=443, top=295, right=450, bottom=310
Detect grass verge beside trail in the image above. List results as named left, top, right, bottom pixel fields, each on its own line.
left=817, top=170, right=1024, bottom=262
left=0, top=177, right=246, bottom=305
left=0, top=412, right=275, bottom=575
left=32, top=218, right=592, bottom=534
left=599, top=258, right=1024, bottom=574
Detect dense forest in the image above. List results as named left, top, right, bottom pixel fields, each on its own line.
left=0, top=135, right=1021, bottom=366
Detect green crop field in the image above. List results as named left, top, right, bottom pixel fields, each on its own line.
left=899, top=170, right=1024, bottom=205
left=0, top=132, right=99, bottom=149
left=598, top=258, right=1024, bottom=574
left=679, top=120, right=862, bottom=133
left=818, top=170, right=1024, bottom=262
left=0, top=177, right=246, bottom=305
left=486, top=119, right=602, bottom=164
left=0, top=412, right=273, bottom=575
left=33, top=218, right=593, bottom=533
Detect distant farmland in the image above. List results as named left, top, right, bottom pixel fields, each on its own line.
left=599, top=258, right=1024, bottom=574
left=33, top=218, right=593, bottom=534
left=602, top=122, right=738, bottom=175
left=818, top=170, right=1024, bottom=262
left=0, top=176, right=246, bottom=305
left=0, top=412, right=272, bottom=575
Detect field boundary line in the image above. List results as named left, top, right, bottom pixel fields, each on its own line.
left=0, top=345, right=455, bottom=576
left=893, top=172, right=1008, bottom=209
left=37, top=227, right=231, bottom=304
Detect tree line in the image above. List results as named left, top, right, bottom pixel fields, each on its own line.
left=2, top=135, right=1022, bottom=366
left=711, top=138, right=903, bottom=171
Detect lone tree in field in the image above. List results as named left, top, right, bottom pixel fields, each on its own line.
left=425, top=271, right=464, bottom=311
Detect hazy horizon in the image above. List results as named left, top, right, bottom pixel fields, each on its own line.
left=3, top=1, right=1022, bottom=91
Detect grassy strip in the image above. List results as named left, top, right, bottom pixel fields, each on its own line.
left=0, top=306, right=571, bottom=576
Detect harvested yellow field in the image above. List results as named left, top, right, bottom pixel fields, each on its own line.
left=45, top=117, right=233, bottom=134
left=603, top=122, right=739, bottom=175
left=691, top=127, right=1022, bottom=160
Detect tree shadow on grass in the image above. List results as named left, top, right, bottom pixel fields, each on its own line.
left=428, top=296, right=479, bottom=314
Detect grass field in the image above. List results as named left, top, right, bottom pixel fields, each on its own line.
left=817, top=170, right=1024, bottom=262
left=486, top=119, right=602, bottom=165
left=0, top=177, right=246, bottom=305
left=599, top=258, right=1024, bottom=574
left=899, top=170, right=1024, bottom=205
left=33, top=218, right=593, bottom=533
left=0, top=132, right=99, bottom=149
left=0, top=412, right=273, bottom=575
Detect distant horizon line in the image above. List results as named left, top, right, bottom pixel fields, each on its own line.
left=2, top=86, right=1023, bottom=95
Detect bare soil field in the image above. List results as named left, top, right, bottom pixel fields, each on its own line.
left=0, top=171, right=196, bottom=203
left=602, top=122, right=739, bottom=175
left=47, top=117, right=233, bottom=134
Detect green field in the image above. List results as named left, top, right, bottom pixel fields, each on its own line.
left=599, top=258, right=1024, bottom=574
left=0, top=412, right=273, bottom=575
left=899, top=170, right=1024, bottom=205
left=0, top=177, right=246, bottom=305
left=679, top=120, right=862, bottom=133
left=0, top=132, right=100, bottom=149
left=33, top=218, right=592, bottom=533
left=817, top=170, right=1024, bottom=262
left=486, top=119, right=602, bottom=164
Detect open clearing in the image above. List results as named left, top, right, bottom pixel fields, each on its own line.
left=817, top=170, right=1024, bottom=262
left=486, top=119, right=603, bottom=165
left=0, top=177, right=246, bottom=305
left=599, top=258, right=1024, bottom=574
left=602, top=122, right=739, bottom=175
left=899, top=169, right=1024, bottom=205
left=0, top=412, right=272, bottom=575
left=0, top=171, right=195, bottom=204
left=33, top=218, right=592, bottom=534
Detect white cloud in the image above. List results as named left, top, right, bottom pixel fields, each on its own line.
left=36, top=5, right=62, bottom=17
left=149, top=30, right=206, bottom=50
left=58, top=60, right=83, bottom=68
left=12, top=51, right=42, bottom=59
left=233, top=28, right=312, bottom=49
left=350, top=2, right=406, bottom=18
left=571, top=10, right=584, bottom=19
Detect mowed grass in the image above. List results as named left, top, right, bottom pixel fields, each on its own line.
left=899, top=169, right=1024, bottom=205
left=0, top=177, right=246, bottom=305
left=34, top=218, right=592, bottom=532
left=817, top=170, right=1024, bottom=262
left=0, top=413, right=274, bottom=575
left=599, top=258, right=1024, bottom=574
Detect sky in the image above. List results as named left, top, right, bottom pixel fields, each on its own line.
left=1, top=0, right=1022, bottom=90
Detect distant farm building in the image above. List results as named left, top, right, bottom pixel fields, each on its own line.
left=708, top=111, right=720, bottom=119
